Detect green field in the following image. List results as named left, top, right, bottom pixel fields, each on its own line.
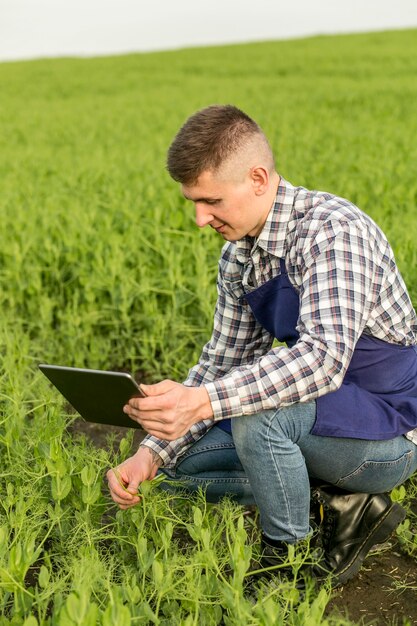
left=1, top=29, right=417, bottom=625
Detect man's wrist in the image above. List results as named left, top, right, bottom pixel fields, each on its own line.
left=138, top=445, right=163, bottom=468
left=196, top=386, right=214, bottom=421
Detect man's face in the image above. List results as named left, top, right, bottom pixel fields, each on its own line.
left=181, top=169, right=270, bottom=241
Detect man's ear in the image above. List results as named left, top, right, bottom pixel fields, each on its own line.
left=250, top=166, right=269, bottom=195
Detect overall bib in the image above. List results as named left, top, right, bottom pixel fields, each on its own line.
left=218, top=258, right=417, bottom=439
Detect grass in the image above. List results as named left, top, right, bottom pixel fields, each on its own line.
left=0, top=27, right=417, bottom=624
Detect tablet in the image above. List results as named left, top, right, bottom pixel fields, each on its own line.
left=39, top=364, right=146, bottom=429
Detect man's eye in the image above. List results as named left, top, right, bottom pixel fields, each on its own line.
left=205, top=199, right=220, bottom=206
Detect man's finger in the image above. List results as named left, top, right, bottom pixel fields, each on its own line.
left=110, top=489, right=140, bottom=509
left=124, top=406, right=176, bottom=428
left=127, top=394, right=173, bottom=412
left=123, top=404, right=165, bottom=422
left=107, top=469, right=136, bottom=499
left=108, top=481, right=140, bottom=504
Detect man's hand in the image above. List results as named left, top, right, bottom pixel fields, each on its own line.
left=123, top=380, right=213, bottom=440
left=106, top=446, right=162, bottom=509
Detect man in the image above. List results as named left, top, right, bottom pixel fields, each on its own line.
left=107, top=105, right=417, bottom=585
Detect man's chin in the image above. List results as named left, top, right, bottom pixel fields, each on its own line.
left=219, top=231, right=235, bottom=241
left=214, top=225, right=241, bottom=242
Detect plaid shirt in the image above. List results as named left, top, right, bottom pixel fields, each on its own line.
left=141, top=177, right=417, bottom=467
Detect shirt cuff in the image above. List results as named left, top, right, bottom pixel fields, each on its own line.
left=206, top=366, right=280, bottom=419
left=205, top=378, right=243, bottom=419
left=139, top=440, right=173, bottom=468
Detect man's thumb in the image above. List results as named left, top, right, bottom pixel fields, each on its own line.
left=126, top=479, right=140, bottom=496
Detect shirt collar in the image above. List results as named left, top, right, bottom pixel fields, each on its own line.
left=235, top=177, right=295, bottom=263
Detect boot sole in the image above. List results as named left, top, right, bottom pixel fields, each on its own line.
left=334, top=502, right=406, bottom=585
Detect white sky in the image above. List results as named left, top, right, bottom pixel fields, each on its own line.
left=1, top=0, right=417, bottom=61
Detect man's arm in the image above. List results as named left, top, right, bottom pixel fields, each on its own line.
left=205, top=219, right=379, bottom=419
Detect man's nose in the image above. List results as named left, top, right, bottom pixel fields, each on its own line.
left=195, top=204, right=213, bottom=228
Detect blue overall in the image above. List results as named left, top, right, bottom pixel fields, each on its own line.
left=218, top=258, right=417, bottom=439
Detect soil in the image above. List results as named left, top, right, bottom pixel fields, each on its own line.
left=69, top=419, right=417, bottom=626
left=326, top=546, right=417, bottom=625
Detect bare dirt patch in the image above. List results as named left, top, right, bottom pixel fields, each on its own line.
left=327, top=544, right=417, bottom=625
left=68, top=417, right=146, bottom=452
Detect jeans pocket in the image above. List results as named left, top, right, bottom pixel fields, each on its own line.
left=335, top=450, right=414, bottom=492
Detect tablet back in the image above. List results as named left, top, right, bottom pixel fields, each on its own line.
left=39, top=364, right=145, bottom=429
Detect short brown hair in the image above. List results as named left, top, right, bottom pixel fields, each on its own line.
left=167, top=105, right=268, bottom=184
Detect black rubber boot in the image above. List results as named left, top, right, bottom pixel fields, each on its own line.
left=249, top=534, right=326, bottom=587
left=258, top=534, right=295, bottom=577
left=311, top=484, right=406, bottom=585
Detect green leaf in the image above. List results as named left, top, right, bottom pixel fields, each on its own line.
left=0, top=526, right=8, bottom=550
left=152, top=559, right=164, bottom=586
left=65, top=593, right=81, bottom=623
left=193, top=506, right=203, bottom=528
left=186, top=524, right=200, bottom=542
left=201, top=527, right=211, bottom=550
left=81, top=483, right=101, bottom=505
left=118, top=436, right=131, bottom=457
left=81, top=465, right=96, bottom=487
left=51, top=474, right=72, bottom=501
left=102, top=601, right=131, bottom=626
left=38, top=565, right=50, bottom=589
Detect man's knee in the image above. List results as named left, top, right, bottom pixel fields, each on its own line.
left=231, top=403, right=317, bottom=459
left=231, top=413, right=270, bottom=460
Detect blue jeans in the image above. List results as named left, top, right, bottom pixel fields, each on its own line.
left=161, top=401, right=417, bottom=543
